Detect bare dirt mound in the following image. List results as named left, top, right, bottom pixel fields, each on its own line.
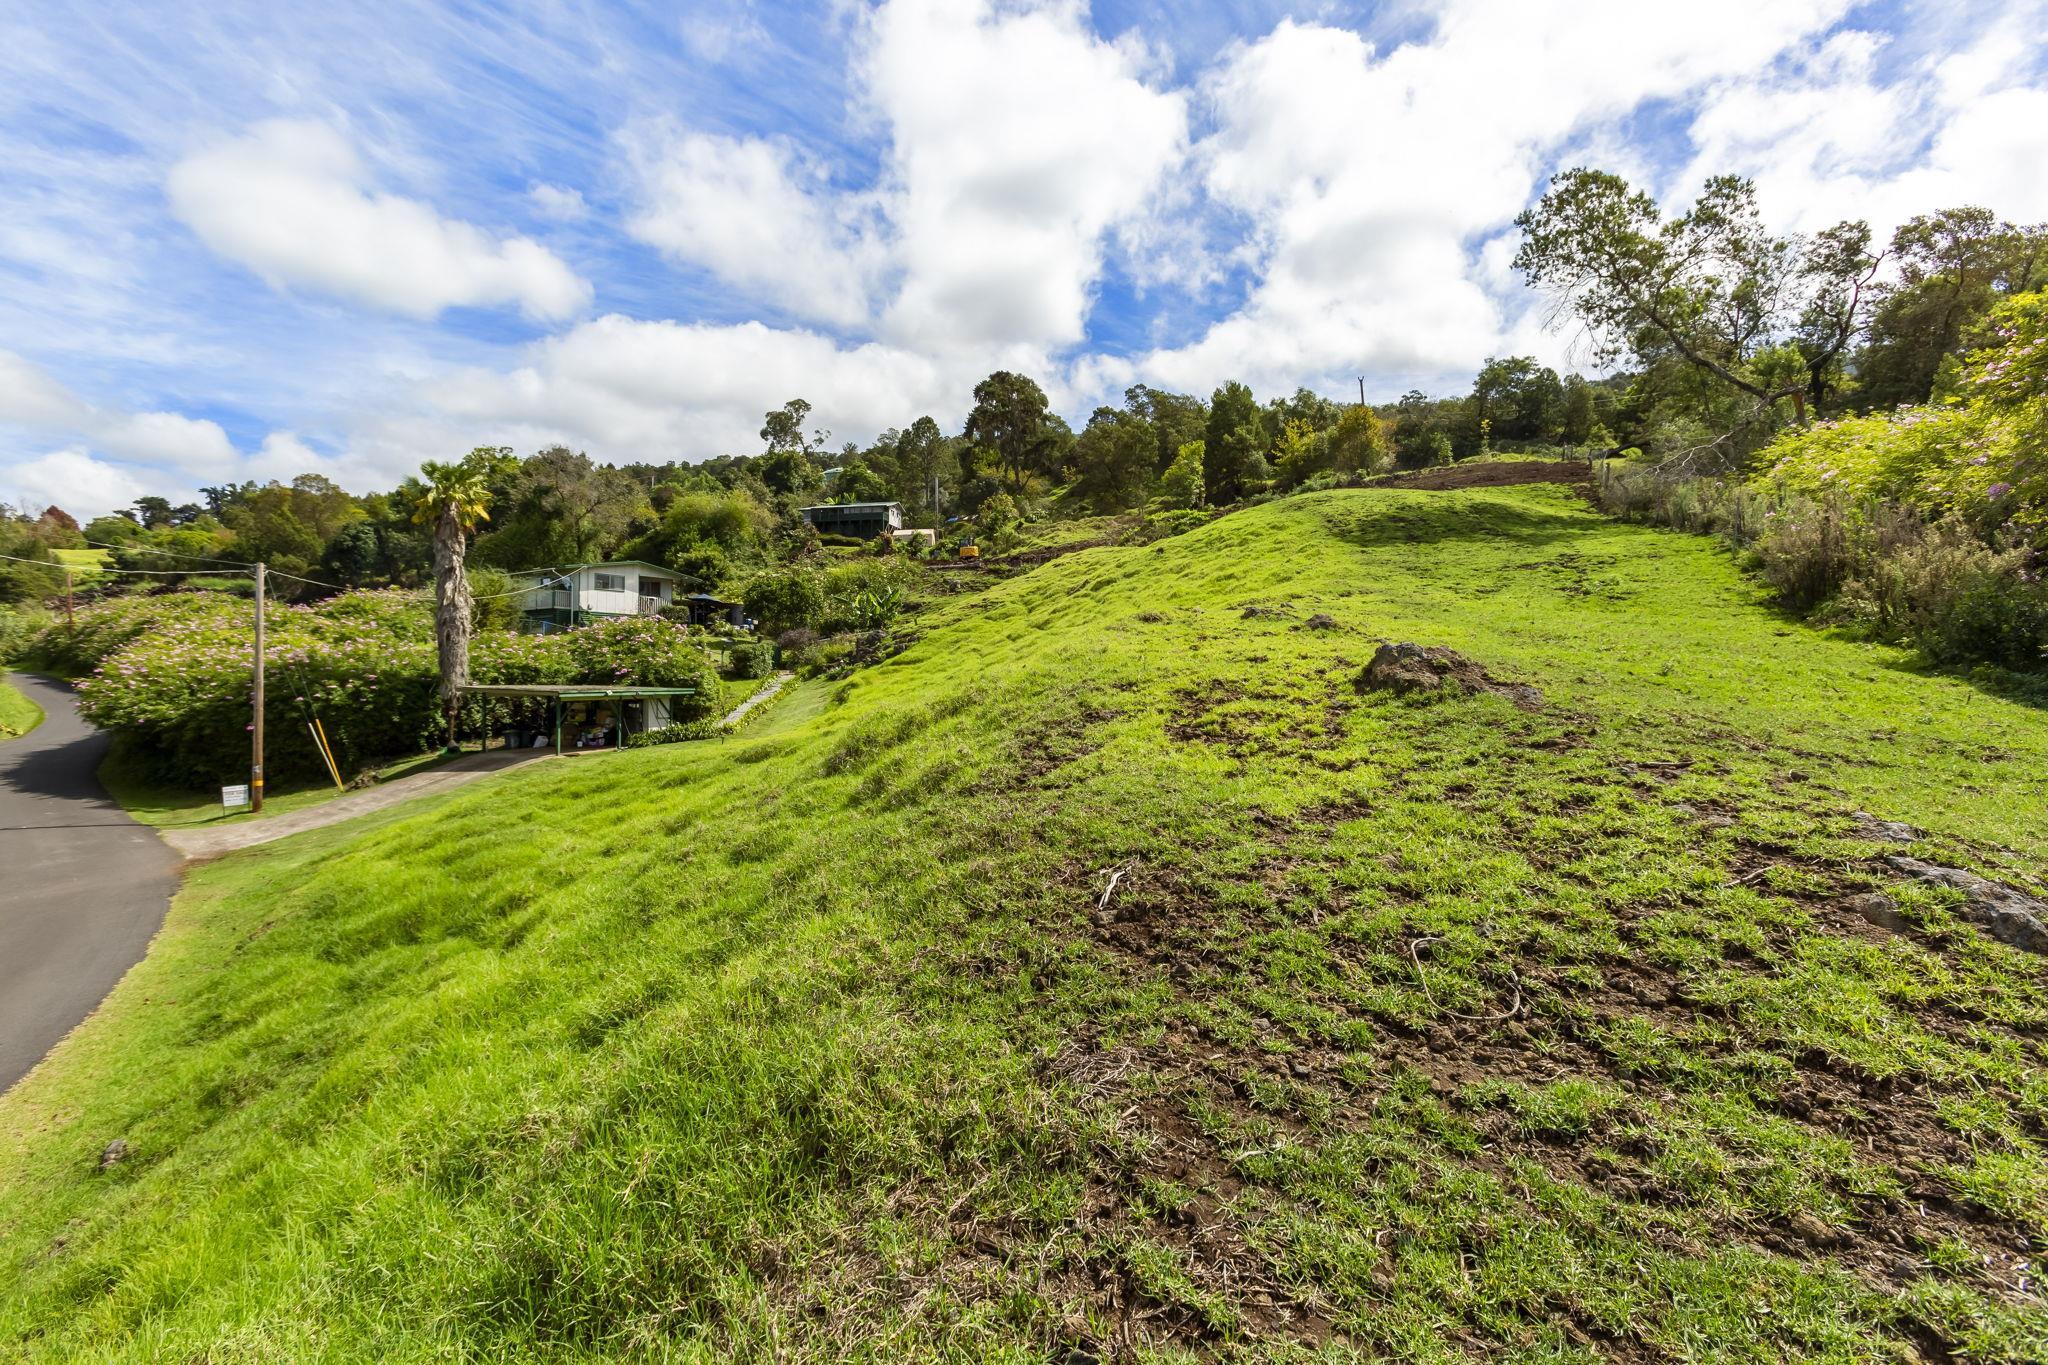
left=1359, top=641, right=1545, bottom=710
left=1373, top=458, right=1591, bottom=491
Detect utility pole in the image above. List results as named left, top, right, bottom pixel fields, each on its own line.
left=63, top=569, right=74, bottom=630
left=251, top=561, right=265, bottom=813
left=1358, top=376, right=1366, bottom=406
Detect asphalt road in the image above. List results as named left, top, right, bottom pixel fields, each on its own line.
left=0, top=674, right=178, bottom=1093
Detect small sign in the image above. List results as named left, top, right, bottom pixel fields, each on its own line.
left=221, top=784, right=251, bottom=810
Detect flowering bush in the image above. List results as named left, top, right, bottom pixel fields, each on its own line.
left=72, top=589, right=716, bottom=786
left=1754, top=287, right=2047, bottom=529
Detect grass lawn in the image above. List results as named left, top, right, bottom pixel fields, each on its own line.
left=4, top=482, right=2046, bottom=1361
left=97, top=740, right=459, bottom=828
left=0, top=673, right=43, bottom=740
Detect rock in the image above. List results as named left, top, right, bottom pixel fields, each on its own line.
left=1845, top=892, right=1912, bottom=934
left=1302, top=613, right=1339, bottom=630
left=1358, top=642, right=1543, bottom=711
left=1241, top=604, right=1290, bottom=620
left=1786, top=1210, right=1848, bottom=1248
left=1853, top=812, right=1920, bottom=844
left=98, top=1139, right=128, bottom=1171
left=1061, top=1345, right=1101, bottom=1365
left=1882, top=855, right=2048, bottom=954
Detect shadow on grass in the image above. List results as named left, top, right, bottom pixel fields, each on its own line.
left=1317, top=491, right=1599, bottom=554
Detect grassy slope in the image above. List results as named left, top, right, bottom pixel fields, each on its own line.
left=98, top=742, right=459, bottom=828
left=4, top=483, right=2046, bottom=1362
left=0, top=674, right=42, bottom=739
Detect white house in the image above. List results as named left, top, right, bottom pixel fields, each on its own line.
left=515, top=560, right=682, bottom=632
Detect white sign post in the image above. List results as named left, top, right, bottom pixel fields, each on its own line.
left=221, top=784, right=251, bottom=811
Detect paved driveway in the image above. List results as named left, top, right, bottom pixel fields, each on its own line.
left=0, top=674, right=179, bottom=1092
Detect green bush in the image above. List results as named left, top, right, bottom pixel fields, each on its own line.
left=0, top=603, right=52, bottom=663
left=623, top=718, right=722, bottom=748
left=1598, top=461, right=2045, bottom=672
left=742, top=568, right=825, bottom=635
left=727, top=640, right=775, bottom=679
left=73, top=592, right=717, bottom=787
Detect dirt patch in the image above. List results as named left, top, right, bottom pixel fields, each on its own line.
left=1357, top=642, right=1544, bottom=711
left=1371, top=459, right=1592, bottom=492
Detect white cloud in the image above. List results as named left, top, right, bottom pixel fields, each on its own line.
left=0, top=349, right=92, bottom=427
left=4, top=447, right=158, bottom=519
left=422, top=312, right=958, bottom=461
left=167, top=119, right=592, bottom=321
left=623, top=122, right=883, bottom=329
left=1120, top=1, right=1859, bottom=401
left=95, top=410, right=237, bottom=476
left=527, top=182, right=590, bottom=222
left=1681, top=11, right=2048, bottom=238
left=621, top=0, right=1188, bottom=352
left=862, top=0, right=1188, bottom=353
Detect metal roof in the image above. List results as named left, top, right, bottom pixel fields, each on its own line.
left=799, top=502, right=902, bottom=513
left=512, top=559, right=678, bottom=578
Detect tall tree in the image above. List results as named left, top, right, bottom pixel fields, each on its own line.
left=964, top=371, right=1065, bottom=489
left=1203, top=381, right=1264, bottom=504
left=761, top=398, right=827, bottom=456
left=1123, top=384, right=1208, bottom=472
left=475, top=446, right=648, bottom=567
left=1515, top=170, right=1880, bottom=429
left=1857, top=209, right=2048, bottom=409
left=408, top=448, right=513, bottom=746
left=1070, top=407, right=1157, bottom=511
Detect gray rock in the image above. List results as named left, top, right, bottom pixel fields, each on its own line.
left=1882, top=855, right=2048, bottom=954
left=1853, top=811, right=1920, bottom=844
left=98, top=1139, right=127, bottom=1170
left=1845, top=892, right=1911, bottom=934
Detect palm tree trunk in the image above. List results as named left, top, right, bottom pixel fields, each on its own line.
left=434, top=504, right=473, bottom=748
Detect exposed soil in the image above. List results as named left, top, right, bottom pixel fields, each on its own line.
left=1358, top=642, right=1545, bottom=711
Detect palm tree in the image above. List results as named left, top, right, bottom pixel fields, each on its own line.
left=410, top=447, right=511, bottom=747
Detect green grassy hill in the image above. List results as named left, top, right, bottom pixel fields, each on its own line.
left=5, top=482, right=2046, bottom=1361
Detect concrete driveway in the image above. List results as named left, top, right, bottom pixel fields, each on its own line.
left=0, top=674, right=179, bottom=1093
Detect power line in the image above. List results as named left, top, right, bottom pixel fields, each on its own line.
left=0, top=551, right=247, bottom=577
left=261, top=568, right=355, bottom=593
left=83, top=538, right=254, bottom=568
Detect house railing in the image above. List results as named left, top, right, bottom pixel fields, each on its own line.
left=637, top=596, right=662, bottom=616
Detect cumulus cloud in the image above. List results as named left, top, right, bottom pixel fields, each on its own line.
left=527, top=182, right=590, bottom=222
left=0, top=349, right=295, bottom=516
left=167, top=119, right=592, bottom=321
left=1118, top=1, right=1863, bottom=401
left=4, top=447, right=160, bottom=518
left=1681, top=10, right=2048, bottom=235
left=862, top=0, right=1188, bottom=353
left=623, top=123, right=884, bottom=329
left=424, top=312, right=959, bottom=461
left=0, top=350, right=92, bottom=428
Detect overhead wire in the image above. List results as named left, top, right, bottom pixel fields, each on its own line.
left=82, top=538, right=254, bottom=567
left=0, top=550, right=248, bottom=577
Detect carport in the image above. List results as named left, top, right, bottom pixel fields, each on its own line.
left=454, top=683, right=699, bottom=755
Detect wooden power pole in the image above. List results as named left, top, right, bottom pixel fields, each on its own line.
left=63, top=569, right=74, bottom=630
left=251, top=561, right=265, bottom=813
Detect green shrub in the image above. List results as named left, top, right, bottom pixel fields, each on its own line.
left=73, top=592, right=716, bottom=787
left=624, top=718, right=722, bottom=748
left=727, top=640, right=775, bottom=679
left=0, top=603, right=52, bottom=663
left=742, top=568, right=825, bottom=635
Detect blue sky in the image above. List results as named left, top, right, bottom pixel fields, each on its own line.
left=3, top=0, right=2046, bottom=517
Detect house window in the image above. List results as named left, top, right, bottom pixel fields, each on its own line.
left=592, top=572, right=627, bottom=592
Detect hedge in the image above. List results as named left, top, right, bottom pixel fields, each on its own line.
left=63, top=590, right=717, bottom=786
